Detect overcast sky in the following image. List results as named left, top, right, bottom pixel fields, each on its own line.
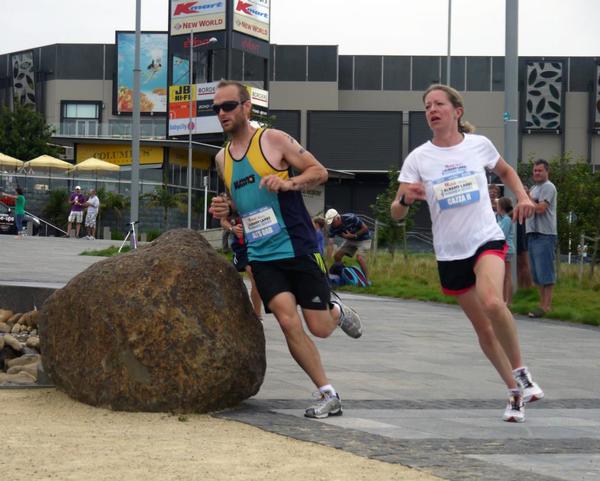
left=0, top=0, right=598, bottom=56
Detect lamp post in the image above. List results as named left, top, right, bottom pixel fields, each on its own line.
left=504, top=0, right=519, bottom=290
left=130, top=0, right=141, bottom=236
left=446, top=0, right=452, bottom=85
left=187, top=32, right=194, bottom=229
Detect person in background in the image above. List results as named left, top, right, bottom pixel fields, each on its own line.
left=84, top=188, right=100, bottom=240
left=526, top=159, right=558, bottom=318
left=325, top=209, right=371, bottom=284
left=496, top=197, right=515, bottom=306
left=312, top=216, right=326, bottom=258
left=2, top=187, right=26, bottom=238
left=220, top=201, right=263, bottom=321
left=67, top=186, right=87, bottom=238
left=488, top=183, right=501, bottom=218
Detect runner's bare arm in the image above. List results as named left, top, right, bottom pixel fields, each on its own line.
left=259, top=129, right=327, bottom=193
left=390, top=182, right=426, bottom=220
left=493, top=156, right=535, bottom=224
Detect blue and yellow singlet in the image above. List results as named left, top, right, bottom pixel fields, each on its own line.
left=223, top=128, right=318, bottom=262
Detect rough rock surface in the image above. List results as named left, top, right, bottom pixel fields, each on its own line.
left=39, top=229, right=266, bottom=413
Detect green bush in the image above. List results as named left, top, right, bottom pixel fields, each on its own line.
left=145, top=229, right=162, bottom=242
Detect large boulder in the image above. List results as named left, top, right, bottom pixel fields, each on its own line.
left=39, top=229, right=266, bottom=413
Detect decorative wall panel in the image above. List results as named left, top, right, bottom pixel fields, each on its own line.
left=11, top=51, right=35, bottom=107
left=524, top=61, right=563, bottom=131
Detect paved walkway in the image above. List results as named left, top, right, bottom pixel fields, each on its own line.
left=1, top=235, right=599, bottom=481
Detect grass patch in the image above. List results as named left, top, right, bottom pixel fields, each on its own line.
left=80, top=246, right=129, bottom=257
left=338, top=252, right=600, bottom=326
left=78, top=245, right=600, bottom=326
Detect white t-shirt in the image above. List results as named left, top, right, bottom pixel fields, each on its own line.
left=86, top=195, right=100, bottom=216
left=399, top=134, right=505, bottom=261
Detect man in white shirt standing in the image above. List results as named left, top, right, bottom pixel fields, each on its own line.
left=84, top=189, right=100, bottom=240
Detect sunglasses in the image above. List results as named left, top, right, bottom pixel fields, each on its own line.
left=211, top=100, right=245, bottom=114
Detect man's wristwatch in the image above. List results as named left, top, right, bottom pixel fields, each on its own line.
left=399, top=194, right=411, bottom=207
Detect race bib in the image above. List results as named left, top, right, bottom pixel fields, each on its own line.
left=242, top=206, right=281, bottom=243
left=432, top=172, right=480, bottom=210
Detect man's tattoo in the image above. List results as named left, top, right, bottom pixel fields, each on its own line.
left=290, top=173, right=320, bottom=192
left=287, top=135, right=295, bottom=144
left=298, top=147, right=306, bottom=154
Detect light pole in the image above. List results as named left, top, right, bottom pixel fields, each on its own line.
left=446, top=0, right=452, bottom=85
left=130, top=0, right=141, bottom=237
left=186, top=36, right=217, bottom=230
left=504, top=0, right=519, bottom=290
left=187, top=32, right=194, bottom=229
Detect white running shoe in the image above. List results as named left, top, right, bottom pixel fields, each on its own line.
left=304, top=391, right=343, bottom=419
left=503, top=393, right=525, bottom=423
left=331, top=293, right=362, bottom=339
left=513, top=367, right=544, bottom=403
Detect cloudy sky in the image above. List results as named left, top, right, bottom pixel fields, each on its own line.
left=0, top=0, right=598, bottom=56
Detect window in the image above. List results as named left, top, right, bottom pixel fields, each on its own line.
left=467, top=57, right=491, bottom=91
left=274, top=45, right=306, bottom=81
left=383, top=56, right=411, bottom=90
left=338, top=56, right=353, bottom=90
left=354, top=56, right=382, bottom=90
left=60, top=101, right=102, bottom=137
left=63, top=102, right=100, bottom=119
left=412, top=57, right=441, bottom=91
left=308, top=46, right=337, bottom=82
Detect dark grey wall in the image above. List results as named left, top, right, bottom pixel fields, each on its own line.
left=270, top=110, right=301, bottom=140
left=307, top=111, right=403, bottom=171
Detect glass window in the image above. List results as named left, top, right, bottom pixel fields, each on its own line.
left=230, top=49, right=243, bottom=81
left=269, top=45, right=275, bottom=81
left=466, top=57, right=491, bottom=91
left=354, top=56, right=382, bottom=90
left=383, top=56, right=411, bottom=90
left=569, top=57, right=595, bottom=92
left=61, top=120, right=76, bottom=136
left=274, top=45, right=306, bottom=81
left=211, top=49, right=226, bottom=82
left=109, top=120, right=131, bottom=137
left=492, top=57, right=505, bottom=91
left=192, top=50, right=209, bottom=84
left=243, top=52, right=265, bottom=82
left=63, top=103, right=99, bottom=119
left=308, top=46, right=337, bottom=82
left=441, top=57, right=465, bottom=91
left=338, top=56, right=353, bottom=90
left=412, top=57, right=441, bottom=91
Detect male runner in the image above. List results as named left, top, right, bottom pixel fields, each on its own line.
left=209, top=80, right=362, bottom=418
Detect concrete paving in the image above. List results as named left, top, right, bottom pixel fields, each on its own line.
left=1, top=234, right=599, bottom=481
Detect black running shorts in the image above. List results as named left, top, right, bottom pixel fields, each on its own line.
left=250, top=254, right=331, bottom=312
left=437, top=240, right=507, bottom=296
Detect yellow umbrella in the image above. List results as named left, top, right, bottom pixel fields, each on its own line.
left=24, top=155, right=73, bottom=171
left=0, top=153, right=24, bottom=169
left=71, top=157, right=120, bottom=172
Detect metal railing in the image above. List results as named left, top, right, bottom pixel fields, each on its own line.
left=26, top=209, right=68, bottom=237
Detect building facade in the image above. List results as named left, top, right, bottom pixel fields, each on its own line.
left=1, top=41, right=599, bottom=227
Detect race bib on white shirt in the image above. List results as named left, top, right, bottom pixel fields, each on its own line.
left=242, top=206, right=281, bottom=243
left=432, top=171, right=480, bottom=210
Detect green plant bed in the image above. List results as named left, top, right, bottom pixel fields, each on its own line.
left=337, top=252, right=600, bottom=326
left=80, top=246, right=129, bottom=257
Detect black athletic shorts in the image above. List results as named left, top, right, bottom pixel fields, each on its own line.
left=437, top=240, right=507, bottom=296
left=231, top=245, right=249, bottom=272
left=250, top=254, right=331, bottom=312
